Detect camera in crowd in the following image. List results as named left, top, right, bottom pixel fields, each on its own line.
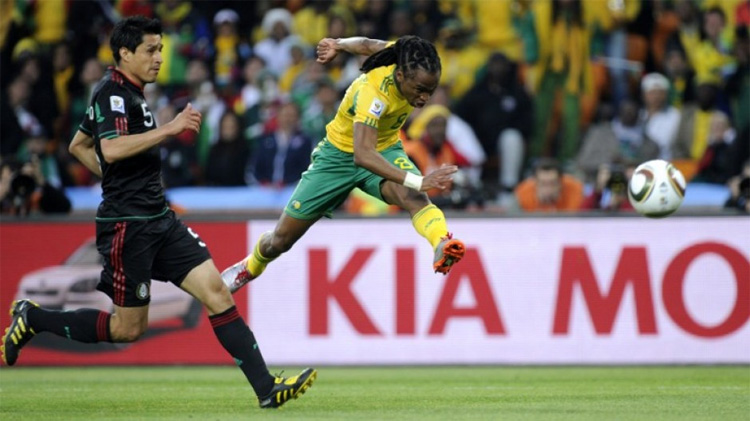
left=606, top=165, right=628, bottom=196
left=1, top=158, right=38, bottom=215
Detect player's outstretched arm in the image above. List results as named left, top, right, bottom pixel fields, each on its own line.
left=69, top=130, right=102, bottom=177
left=352, top=122, right=456, bottom=192
left=100, top=103, right=201, bottom=163
left=316, top=37, right=388, bottom=64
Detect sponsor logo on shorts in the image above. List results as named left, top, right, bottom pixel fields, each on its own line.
left=292, top=200, right=302, bottom=210
left=136, top=282, right=150, bottom=300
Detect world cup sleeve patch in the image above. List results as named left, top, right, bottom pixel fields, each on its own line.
left=368, top=98, right=385, bottom=118
left=110, top=95, right=125, bottom=114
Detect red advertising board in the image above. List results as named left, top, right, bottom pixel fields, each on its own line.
left=2, top=217, right=749, bottom=366
left=0, top=221, right=248, bottom=365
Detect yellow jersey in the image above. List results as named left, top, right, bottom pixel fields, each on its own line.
left=326, top=63, right=413, bottom=153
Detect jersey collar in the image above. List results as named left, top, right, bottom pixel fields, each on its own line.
left=110, top=67, right=145, bottom=92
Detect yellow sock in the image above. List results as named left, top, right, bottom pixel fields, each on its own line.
left=244, top=232, right=275, bottom=277
left=411, top=204, right=449, bottom=249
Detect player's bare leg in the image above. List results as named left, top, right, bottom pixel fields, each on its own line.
left=380, top=180, right=465, bottom=274
left=222, top=214, right=318, bottom=292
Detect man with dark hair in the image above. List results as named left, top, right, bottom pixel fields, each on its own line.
left=1, top=16, right=315, bottom=410
left=514, top=157, right=584, bottom=212
left=222, top=35, right=465, bottom=293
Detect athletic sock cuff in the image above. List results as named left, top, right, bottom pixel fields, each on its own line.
left=209, top=306, right=241, bottom=328
left=411, top=204, right=438, bottom=222
left=96, top=311, right=112, bottom=342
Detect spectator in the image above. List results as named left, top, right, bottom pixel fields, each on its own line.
left=68, top=58, right=105, bottom=141
left=724, top=160, right=750, bottom=213
left=51, top=43, right=74, bottom=118
left=514, top=158, right=584, bottom=212
left=174, top=59, right=227, bottom=167
left=0, top=156, right=71, bottom=216
left=640, top=73, right=681, bottom=160
left=301, top=79, right=339, bottom=143
left=249, top=102, right=312, bottom=186
left=254, top=8, right=300, bottom=77
left=693, top=111, right=738, bottom=184
left=404, top=105, right=481, bottom=209
left=290, top=60, right=328, bottom=112
left=293, top=0, right=334, bottom=46
left=580, top=163, right=635, bottom=212
left=234, top=56, right=276, bottom=141
left=589, top=0, right=641, bottom=107
left=0, top=77, right=32, bottom=158
left=279, top=43, right=309, bottom=94
left=726, top=26, right=749, bottom=134
left=354, top=0, right=392, bottom=41
left=212, top=9, right=242, bottom=88
left=681, top=7, right=735, bottom=86
left=158, top=105, right=199, bottom=188
left=205, top=111, right=250, bottom=186
left=2, top=77, right=44, bottom=158
left=434, top=19, right=488, bottom=102
left=30, top=0, right=67, bottom=46
left=425, top=86, right=485, bottom=186
left=154, top=0, right=211, bottom=87
left=530, top=0, right=593, bottom=163
left=20, top=135, right=74, bottom=189
left=673, top=82, right=721, bottom=161
left=454, top=53, right=532, bottom=194
left=15, top=52, right=58, bottom=138
left=576, top=100, right=658, bottom=184
left=662, top=48, right=695, bottom=109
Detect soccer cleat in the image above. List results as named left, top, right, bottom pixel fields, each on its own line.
left=221, top=259, right=256, bottom=293
left=433, top=233, right=466, bottom=275
left=1, top=299, right=39, bottom=366
left=259, top=368, right=317, bottom=409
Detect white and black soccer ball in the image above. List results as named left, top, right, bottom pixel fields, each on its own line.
left=628, top=159, right=686, bottom=218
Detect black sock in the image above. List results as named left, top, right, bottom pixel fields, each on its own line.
left=27, top=307, right=112, bottom=343
left=210, top=306, right=275, bottom=397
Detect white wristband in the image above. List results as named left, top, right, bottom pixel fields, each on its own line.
left=403, top=172, right=423, bottom=191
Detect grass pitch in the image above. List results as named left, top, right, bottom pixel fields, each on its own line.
left=0, top=366, right=748, bottom=420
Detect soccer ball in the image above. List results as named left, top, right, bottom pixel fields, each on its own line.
left=628, top=159, right=686, bottom=218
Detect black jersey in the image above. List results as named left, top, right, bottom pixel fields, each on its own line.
left=79, top=68, right=166, bottom=220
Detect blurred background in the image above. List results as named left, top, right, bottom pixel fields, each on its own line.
left=0, top=0, right=748, bottom=216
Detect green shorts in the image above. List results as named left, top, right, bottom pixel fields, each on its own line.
left=284, top=138, right=421, bottom=219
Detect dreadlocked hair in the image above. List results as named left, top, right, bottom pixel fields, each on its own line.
left=359, top=35, right=441, bottom=76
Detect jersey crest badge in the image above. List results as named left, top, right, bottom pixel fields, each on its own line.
left=110, top=95, right=126, bottom=114
left=368, top=98, right=385, bottom=118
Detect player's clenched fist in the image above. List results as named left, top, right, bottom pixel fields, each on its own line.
left=168, top=102, right=202, bottom=135
left=421, top=164, right=458, bottom=191
left=316, top=38, right=339, bottom=64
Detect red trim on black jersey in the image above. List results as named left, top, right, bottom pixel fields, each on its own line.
left=110, top=67, right=144, bottom=92
left=115, top=116, right=129, bottom=136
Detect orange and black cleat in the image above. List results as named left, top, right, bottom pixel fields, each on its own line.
left=433, top=233, right=465, bottom=275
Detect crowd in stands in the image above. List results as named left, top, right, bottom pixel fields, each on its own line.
left=1, top=0, right=748, bottom=215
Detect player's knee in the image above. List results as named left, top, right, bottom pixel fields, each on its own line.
left=203, top=282, right=234, bottom=314
left=404, top=190, right=430, bottom=212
